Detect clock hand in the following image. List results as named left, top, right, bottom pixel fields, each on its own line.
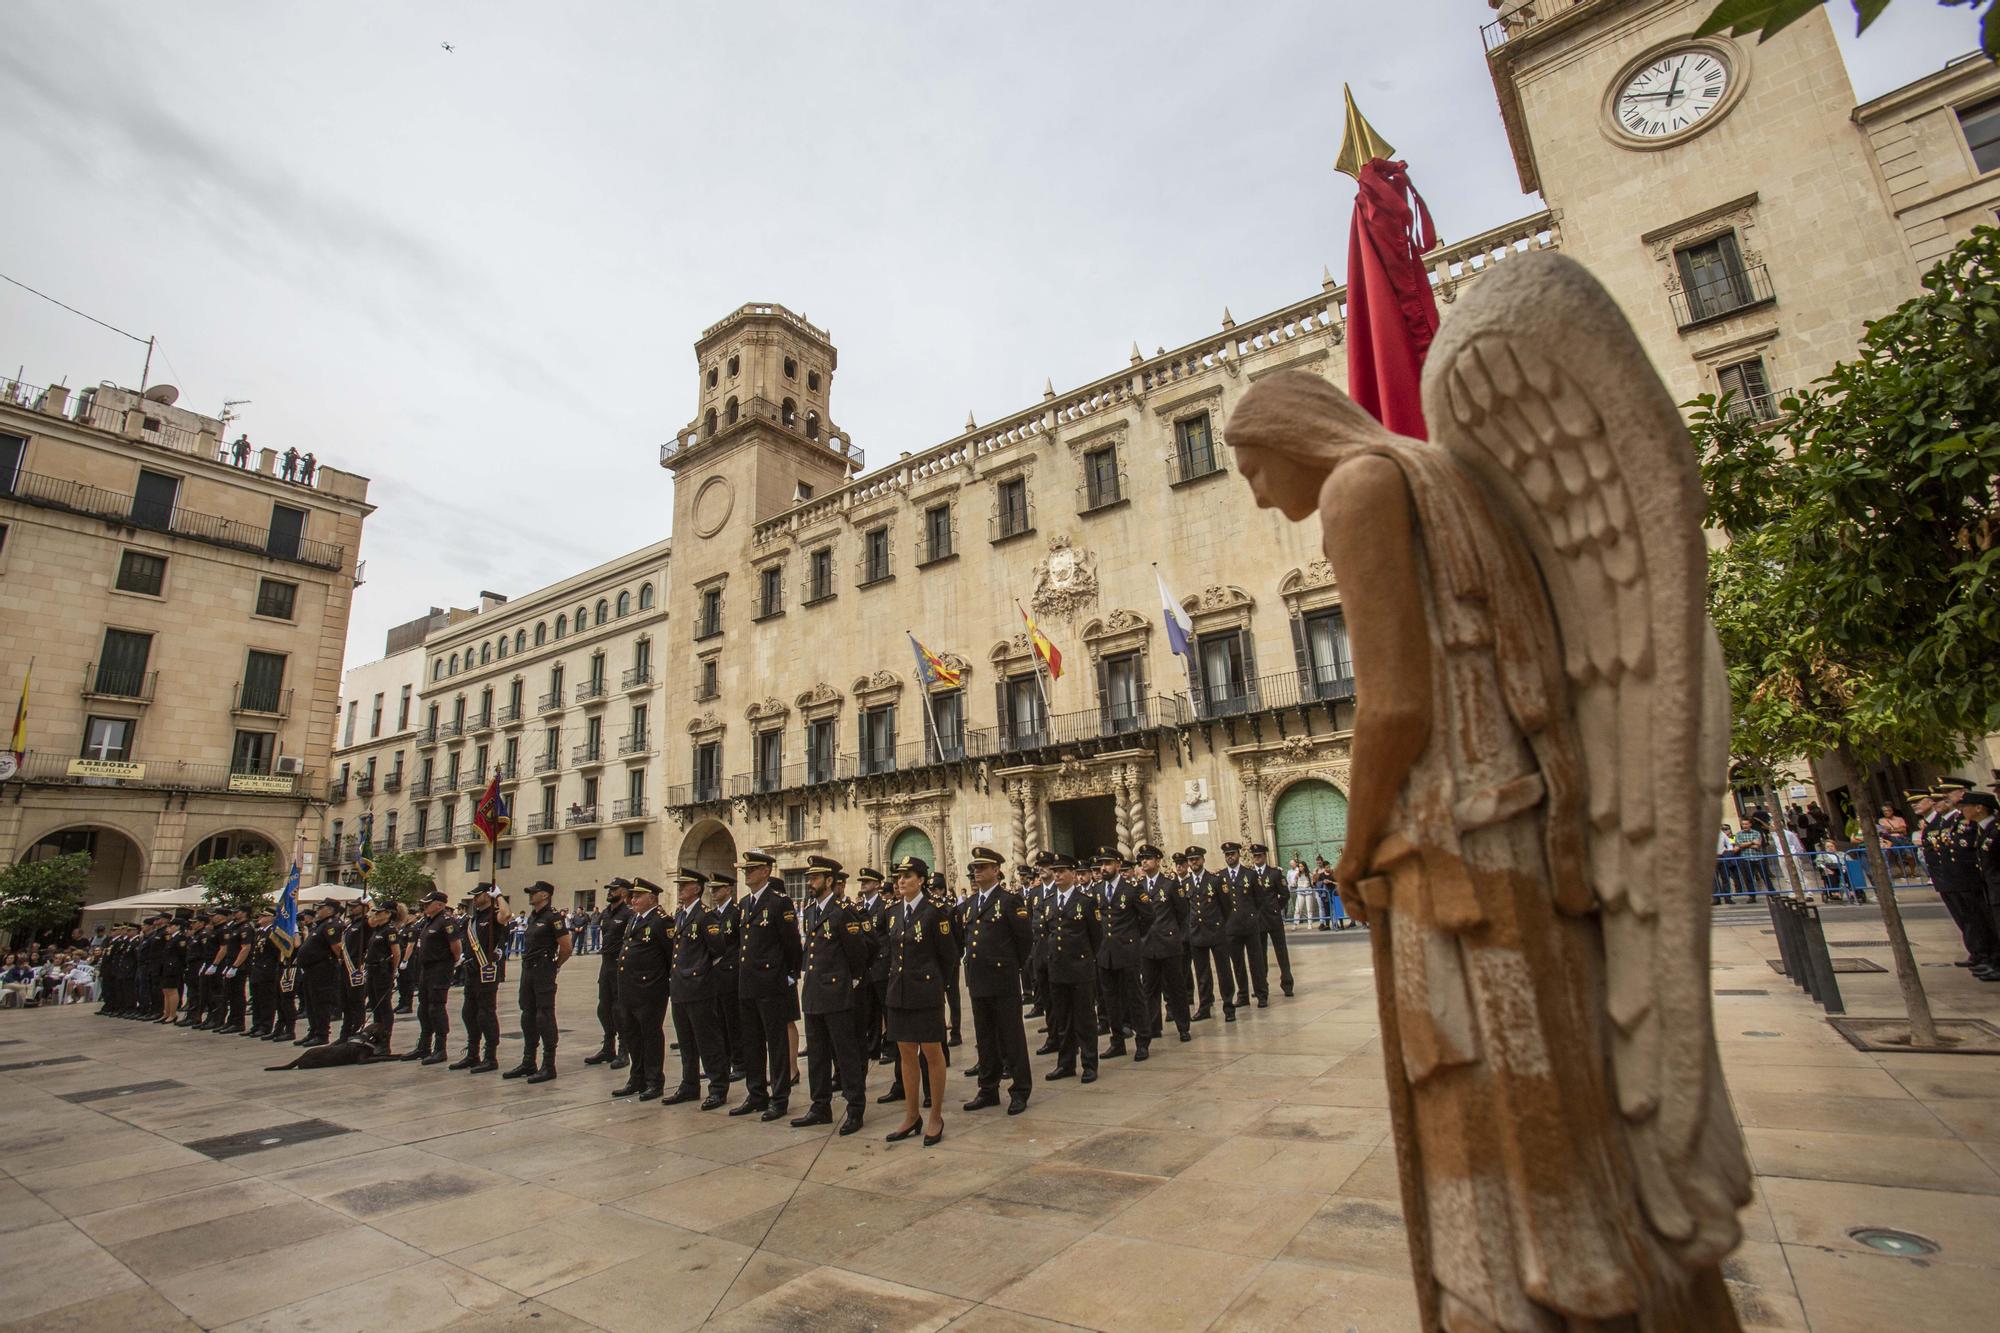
left=1666, top=66, right=1684, bottom=108
left=1623, top=92, right=1675, bottom=101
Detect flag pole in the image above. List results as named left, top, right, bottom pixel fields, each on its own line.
left=1152, top=563, right=1199, bottom=705
left=907, top=630, right=946, bottom=765
left=1015, top=601, right=1054, bottom=735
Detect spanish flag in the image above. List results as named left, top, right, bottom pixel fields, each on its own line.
left=908, top=634, right=962, bottom=688
left=1017, top=602, right=1063, bottom=681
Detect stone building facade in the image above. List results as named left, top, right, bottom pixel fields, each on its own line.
left=0, top=377, right=372, bottom=903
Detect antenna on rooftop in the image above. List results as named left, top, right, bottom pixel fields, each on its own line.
left=221, top=398, right=252, bottom=437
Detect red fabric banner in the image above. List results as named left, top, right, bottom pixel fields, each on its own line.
left=1344, top=158, right=1440, bottom=440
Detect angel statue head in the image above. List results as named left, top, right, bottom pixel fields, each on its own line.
left=1226, top=372, right=1400, bottom=521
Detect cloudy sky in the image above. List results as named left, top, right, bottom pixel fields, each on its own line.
left=1, top=0, right=1973, bottom=668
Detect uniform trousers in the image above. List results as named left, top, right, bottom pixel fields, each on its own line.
left=224, top=968, right=249, bottom=1027
left=1260, top=923, right=1294, bottom=990
left=460, top=979, right=501, bottom=1058
left=274, top=969, right=298, bottom=1034
left=366, top=963, right=395, bottom=1047
left=249, top=969, right=276, bottom=1032
left=1047, top=977, right=1099, bottom=1073
left=340, top=970, right=367, bottom=1038
left=971, top=990, right=1031, bottom=1095
left=417, top=963, right=453, bottom=1055
left=866, top=978, right=889, bottom=1057
left=804, top=1008, right=867, bottom=1111
left=715, top=985, right=744, bottom=1070
left=1231, top=933, right=1269, bottom=1001
left=300, top=962, right=339, bottom=1039
left=671, top=997, right=728, bottom=1095
left=1141, top=956, right=1191, bottom=1039
left=594, top=962, right=621, bottom=1055
left=518, top=962, right=560, bottom=1063
left=617, top=990, right=668, bottom=1090
left=943, top=960, right=963, bottom=1041
left=1948, top=889, right=1999, bottom=966
left=1097, top=963, right=1143, bottom=1040
left=396, top=961, right=416, bottom=1010
left=738, top=994, right=794, bottom=1104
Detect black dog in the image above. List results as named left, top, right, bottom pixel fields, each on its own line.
left=266, top=1025, right=386, bottom=1071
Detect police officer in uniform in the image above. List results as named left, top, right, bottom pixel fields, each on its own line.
left=731, top=850, right=803, bottom=1121
left=612, top=877, right=671, bottom=1100
left=1040, top=854, right=1102, bottom=1083
left=363, top=899, right=404, bottom=1053
left=585, top=878, right=634, bottom=1070
left=1135, top=844, right=1193, bottom=1057
left=959, top=846, right=1033, bottom=1115
left=406, top=890, right=459, bottom=1063
left=1094, top=849, right=1145, bottom=1058
left=858, top=867, right=894, bottom=1062
left=1247, top=843, right=1295, bottom=997
left=505, top=880, right=572, bottom=1081
left=245, top=907, right=280, bottom=1037
left=665, top=869, right=731, bottom=1109
left=394, top=909, right=420, bottom=1014
left=453, top=884, right=510, bottom=1072
left=791, top=855, right=872, bottom=1134
left=705, top=872, right=746, bottom=1079
left=338, top=898, right=371, bottom=1040
left=1963, top=791, right=2000, bottom=982
left=295, top=900, right=343, bottom=1045
left=1220, top=842, right=1269, bottom=1008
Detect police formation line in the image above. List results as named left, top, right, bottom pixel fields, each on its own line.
left=88, top=840, right=1304, bottom=1143
left=1910, top=780, right=2000, bottom=983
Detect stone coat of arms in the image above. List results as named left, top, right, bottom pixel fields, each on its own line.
left=1029, top=534, right=1098, bottom=620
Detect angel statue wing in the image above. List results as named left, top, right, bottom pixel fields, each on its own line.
left=1421, top=251, right=1752, bottom=1263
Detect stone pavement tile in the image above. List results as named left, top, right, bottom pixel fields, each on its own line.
left=374, top=1181, right=594, bottom=1255
left=1179, top=1072, right=1318, bottom=1103
left=615, top=1163, right=798, bottom=1233
left=1783, top=1242, right=2000, bottom=1333
left=433, top=1301, right=594, bottom=1331
left=4, top=1126, right=173, bottom=1174
left=535, top=1226, right=755, bottom=1333
left=0, top=1219, right=144, bottom=1321
left=989, top=1232, right=1263, bottom=1333
left=1245, top=1102, right=1394, bottom=1147
left=225, top=1129, right=395, bottom=1175
left=0, top=1175, right=59, bottom=1232
left=1228, top=1052, right=1342, bottom=1079
left=1721, top=1063, right=1910, bottom=1099
left=1182, top=1136, right=1373, bottom=1194
left=1233, top=1019, right=1380, bottom=1055
left=941, top=1307, right=1079, bottom=1332
left=1888, top=1065, right=2000, bottom=1102
left=1048, top=1126, right=1221, bottom=1178
left=1759, top=1174, right=2000, bottom=1267
left=919, top=1113, right=1099, bottom=1160
left=268, top=1143, right=512, bottom=1211
left=741, top=1138, right=828, bottom=1181
left=213, top=1256, right=518, bottom=1333
left=1729, top=1090, right=1954, bottom=1138
left=1294, top=1074, right=1393, bottom=1109
left=962, top=1163, right=1164, bottom=1228
left=1024, top=1088, right=1169, bottom=1127
left=758, top=1180, right=948, bottom=1264
left=1743, top=1126, right=2000, bottom=1194
left=833, top=1145, right=1020, bottom=1202
left=708, top=1203, right=788, bottom=1248
left=450, top=1205, right=692, bottom=1297
left=417, top=1117, right=571, bottom=1162
left=154, top=1223, right=427, bottom=1327
left=537, top=1143, right=710, bottom=1202
left=712, top=1250, right=817, bottom=1317
left=1282, top=1193, right=1415, bottom=1277
left=1104, top=1174, right=1325, bottom=1259
left=1321, top=1052, right=1388, bottom=1081
left=493, top=1128, right=636, bottom=1176
left=1720, top=1239, right=1810, bottom=1332
left=1924, top=1096, right=2000, bottom=1141
left=1210, top=1257, right=1422, bottom=1332
left=706, top=1266, right=969, bottom=1333
left=1129, top=1094, right=1277, bottom=1135
left=0, top=1283, right=200, bottom=1333
left=370, top=1106, right=520, bottom=1145
left=110, top=1198, right=354, bottom=1281
left=74, top=1175, right=295, bottom=1245
left=31, top=1158, right=245, bottom=1220
left=577, top=1107, right=723, bottom=1147
left=670, top=1120, right=814, bottom=1165
left=843, top=1203, right=1088, bottom=1302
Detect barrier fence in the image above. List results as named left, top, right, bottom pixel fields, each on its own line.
left=1712, top=848, right=1931, bottom=904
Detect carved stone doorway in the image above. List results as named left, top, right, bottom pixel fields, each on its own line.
left=1047, top=795, right=1116, bottom=860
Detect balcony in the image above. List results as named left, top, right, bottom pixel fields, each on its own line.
left=408, top=775, right=435, bottom=798
left=565, top=804, right=601, bottom=829
left=436, top=718, right=463, bottom=740
left=520, top=812, right=556, bottom=835
left=612, top=798, right=648, bottom=822
left=401, top=831, right=424, bottom=851
left=492, top=760, right=518, bottom=782
left=319, top=837, right=344, bottom=865
left=753, top=587, right=786, bottom=621
left=1671, top=263, right=1776, bottom=330
left=995, top=694, right=1191, bottom=755
left=621, top=664, right=654, bottom=690
left=617, top=730, right=653, bottom=757
left=668, top=779, right=726, bottom=807
left=461, top=770, right=488, bottom=791
left=533, top=752, right=561, bottom=775
left=232, top=682, right=293, bottom=719
left=801, top=575, right=835, bottom=607
left=82, top=662, right=157, bottom=704
left=354, top=773, right=375, bottom=797
left=1166, top=445, right=1226, bottom=488
left=1078, top=471, right=1128, bottom=514
left=857, top=727, right=999, bottom=778
left=537, top=690, right=564, bottom=714
left=916, top=521, right=957, bottom=568
left=1723, top=386, right=1790, bottom=424
left=1480, top=0, right=1584, bottom=52
left=0, top=466, right=347, bottom=571
left=694, top=614, right=723, bottom=642
left=9, top=752, right=314, bottom=796
left=424, top=828, right=453, bottom=849
left=382, top=770, right=404, bottom=794
left=574, top=678, right=609, bottom=705
left=326, top=777, right=349, bottom=801
left=459, top=822, right=483, bottom=844
left=497, top=702, right=523, bottom=726
left=415, top=724, right=440, bottom=748
left=467, top=710, right=495, bottom=734
left=694, top=680, right=720, bottom=702
left=1185, top=668, right=1357, bottom=722
left=857, top=550, right=894, bottom=588
left=990, top=497, right=1035, bottom=544
left=573, top=740, right=606, bottom=766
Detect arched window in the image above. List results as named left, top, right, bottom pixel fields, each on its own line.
left=616, top=591, right=631, bottom=617
left=638, top=583, right=654, bottom=610
left=805, top=410, right=820, bottom=440
left=496, top=636, right=509, bottom=661
left=480, top=643, right=491, bottom=665
left=433, top=660, right=443, bottom=681
left=449, top=653, right=459, bottom=675
left=784, top=356, right=797, bottom=379
left=595, top=598, right=609, bottom=624
left=781, top=398, right=797, bottom=428
left=704, top=409, right=716, bottom=438
left=726, top=396, right=739, bottom=425
left=807, top=370, right=821, bottom=393
left=706, top=366, right=718, bottom=388
left=555, top=615, right=567, bottom=639
left=576, top=604, right=588, bottom=629
left=514, top=629, right=526, bottom=653
left=534, top=622, right=547, bottom=646
left=728, top=354, right=740, bottom=377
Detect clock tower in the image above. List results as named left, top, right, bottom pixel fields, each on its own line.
left=1482, top=0, right=1914, bottom=406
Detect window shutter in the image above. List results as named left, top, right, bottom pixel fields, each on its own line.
left=995, top=680, right=1011, bottom=744
left=1289, top=614, right=1311, bottom=695
left=1240, top=631, right=1260, bottom=709
left=885, top=706, right=897, bottom=757
left=1095, top=656, right=1111, bottom=732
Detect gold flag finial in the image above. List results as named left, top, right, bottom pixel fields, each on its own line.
left=1334, top=83, right=1395, bottom=180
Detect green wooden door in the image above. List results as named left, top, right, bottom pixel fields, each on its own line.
left=888, top=827, right=935, bottom=869
left=1272, top=779, right=1349, bottom=871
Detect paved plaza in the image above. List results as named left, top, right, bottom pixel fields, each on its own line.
left=2, top=905, right=1997, bottom=1333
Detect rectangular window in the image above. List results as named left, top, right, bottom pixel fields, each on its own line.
left=634, top=638, right=651, bottom=678
left=698, top=657, right=718, bottom=700
left=399, top=685, right=413, bottom=730
left=1084, top=446, right=1121, bottom=510
left=996, top=477, right=1030, bottom=538
left=344, top=700, right=358, bottom=746
left=496, top=847, right=512, bottom=870
left=95, top=628, right=152, bottom=698
left=466, top=849, right=482, bottom=873
left=795, top=480, right=814, bottom=502
left=786, top=804, right=805, bottom=842
left=1302, top=610, right=1353, bottom=699
left=538, top=842, right=555, bottom=866
left=1198, top=630, right=1254, bottom=717
left=231, top=730, right=276, bottom=774
left=267, top=503, right=306, bottom=560
left=415, top=809, right=429, bottom=842
left=759, top=565, right=784, bottom=618
left=626, top=767, right=645, bottom=806
left=921, top=504, right=953, bottom=564
left=624, top=829, right=644, bottom=857
left=860, top=704, right=897, bottom=775
left=695, top=741, right=722, bottom=801
left=807, top=547, right=834, bottom=602
left=579, top=836, right=598, bottom=861
left=1675, top=233, right=1761, bottom=323
left=255, top=578, right=297, bottom=620
left=1717, top=357, right=1776, bottom=422
left=755, top=728, right=783, bottom=791
left=1005, top=675, right=1046, bottom=747
left=507, top=679, right=523, bottom=714
left=1100, top=653, right=1143, bottom=734
left=446, top=752, right=461, bottom=788
left=241, top=650, right=287, bottom=713
left=541, top=784, right=557, bottom=820
left=589, top=654, right=606, bottom=691
left=863, top=527, right=891, bottom=584
left=370, top=692, right=384, bottom=738
left=0, top=432, right=23, bottom=495
left=698, top=586, right=722, bottom=638
left=131, top=469, right=179, bottom=529
left=1174, top=412, right=1220, bottom=482
left=80, top=715, right=134, bottom=761
left=925, top=688, right=965, bottom=761
left=1960, top=97, right=2000, bottom=175
left=115, top=550, right=166, bottom=596
left=385, top=811, right=398, bottom=847
left=807, top=717, right=837, bottom=784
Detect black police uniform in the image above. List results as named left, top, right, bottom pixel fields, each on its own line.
left=247, top=923, right=280, bottom=1035
left=295, top=913, right=340, bottom=1042
left=863, top=891, right=895, bottom=1060
left=413, top=909, right=457, bottom=1059
left=218, top=916, right=251, bottom=1030
left=515, top=903, right=570, bottom=1073
left=667, top=899, right=729, bottom=1103
left=883, top=894, right=953, bottom=1045
left=592, top=896, right=634, bottom=1062
left=1095, top=874, right=1145, bottom=1050
left=1187, top=865, right=1239, bottom=1016
left=396, top=919, right=420, bottom=1012
left=960, top=881, right=1034, bottom=1105
left=614, top=904, right=672, bottom=1097
left=1221, top=859, right=1269, bottom=1004
left=1041, top=884, right=1104, bottom=1078
left=1137, top=870, right=1193, bottom=1049
left=711, top=895, right=745, bottom=1076
left=364, top=918, right=397, bottom=1046
left=340, top=909, right=371, bottom=1040
left=456, top=906, right=505, bottom=1067
left=1251, top=859, right=1295, bottom=994
left=735, top=880, right=803, bottom=1112
left=799, top=892, right=873, bottom=1120
left=131, top=925, right=158, bottom=1016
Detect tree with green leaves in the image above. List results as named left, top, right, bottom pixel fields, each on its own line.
left=360, top=849, right=434, bottom=907
left=0, top=852, right=93, bottom=941
left=1694, top=225, right=2000, bottom=1046
left=1701, top=0, right=2000, bottom=59
left=198, top=853, right=278, bottom=916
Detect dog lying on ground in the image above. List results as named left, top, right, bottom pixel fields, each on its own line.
left=265, top=1025, right=389, bottom=1071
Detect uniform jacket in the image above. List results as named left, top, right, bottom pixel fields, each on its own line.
left=296, top=917, right=338, bottom=967
left=1041, top=887, right=1105, bottom=985
left=1973, top=817, right=2000, bottom=898
left=1221, top=863, right=1262, bottom=938
left=1186, top=870, right=1231, bottom=947
left=598, top=902, right=634, bottom=969
left=520, top=906, right=569, bottom=966
left=1250, top=864, right=1290, bottom=928
left=736, top=884, right=803, bottom=1000
left=862, top=895, right=895, bottom=983
left=1095, top=875, right=1145, bottom=970
left=669, top=901, right=724, bottom=1002
left=1136, top=872, right=1192, bottom=959
left=416, top=912, right=457, bottom=967
left=960, top=885, right=1034, bottom=998
left=883, top=895, right=955, bottom=1011
left=800, top=896, right=872, bottom=1015
left=616, top=906, right=672, bottom=1000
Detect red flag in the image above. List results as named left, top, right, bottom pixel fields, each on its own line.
left=473, top=772, right=511, bottom=843
left=1345, top=157, right=1440, bottom=439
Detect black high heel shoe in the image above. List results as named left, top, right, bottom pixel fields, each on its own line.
left=923, top=1122, right=944, bottom=1147
left=885, top=1120, right=923, bottom=1143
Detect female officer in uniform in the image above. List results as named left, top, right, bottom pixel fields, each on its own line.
left=882, top=855, right=955, bottom=1146
left=506, top=881, right=572, bottom=1083
left=364, top=899, right=406, bottom=1053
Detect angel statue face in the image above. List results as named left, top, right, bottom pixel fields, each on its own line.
left=1226, top=372, right=1402, bottom=522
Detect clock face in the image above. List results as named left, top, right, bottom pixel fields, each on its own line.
left=1615, top=49, right=1731, bottom=140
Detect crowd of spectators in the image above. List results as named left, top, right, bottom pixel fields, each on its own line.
left=1, top=946, right=100, bottom=1007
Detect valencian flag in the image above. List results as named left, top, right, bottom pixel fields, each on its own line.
left=0, top=660, right=28, bottom=783
left=1336, top=84, right=1439, bottom=439
left=908, top=633, right=962, bottom=688
left=473, top=770, right=511, bottom=844
left=354, top=813, right=375, bottom=882
left=272, top=850, right=300, bottom=960
left=1016, top=602, right=1063, bottom=681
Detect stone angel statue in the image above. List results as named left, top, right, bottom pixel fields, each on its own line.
left=1227, top=252, right=1752, bottom=1331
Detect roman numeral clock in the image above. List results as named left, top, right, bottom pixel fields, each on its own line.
left=1601, top=37, right=1745, bottom=150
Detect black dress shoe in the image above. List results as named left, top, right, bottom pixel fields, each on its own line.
left=611, top=1082, right=642, bottom=1097
left=877, top=1087, right=904, bottom=1104
left=699, top=1093, right=728, bottom=1111
left=300, top=1036, right=328, bottom=1048
left=760, top=1104, right=791, bottom=1122
left=609, top=1055, right=629, bottom=1071
left=790, top=1108, right=833, bottom=1128
left=662, top=1089, right=700, bottom=1106
left=582, top=1049, right=615, bottom=1065
left=963, top=1066, right=982, bottom=1079
left=421, top=1052, right=446, bottom=1065
left=884, top=1121, right=922, bottom=1142
left=526, top=1068, right=557, bottom=1084
left=1224, top=1008, right=1237, bottom=1023
left=638, top=1084, right=663, bottom=1102
left=875, top=1053, right=896, bottom=1066
left=1024, top=1007, right=1044, bottom=1019
left=1046, top=1067, right=1074, bottom=1081
left=1100, top=1043, right=1126, bottom=1060
left=924, top=1125, right=944, bottom=1147
left=963, top=1090, right=1000, bottom=1112
left=1282, top=984, right=1295, bottom=997
left=1133, top=1043, right=1150, bottom=1062
left=448, top=1054, right=478, bottom=1070
left=1034, top=1042, right=1057, bottom=1056
left=471, top=1060, right=500, bottom=1074
left=839, top=1108, right=865, bottom=1136
left=1007, top=1092, right=1030, bottom=1116
left=502, top=1064, right=536, bottom=1079
left=729, top=1099, right=768, bottom=1117
left=730, top=1065, right=748, bottom=1081
left=1191, top=1007, right=1212, bottom=1022
left=948, top=1034, right=963, bottom=1047
left=1256, top=998, right=1269, bottom=1009
left=1178, top=1030, right=1192, bottom=1042
left=1080, top=1069, right=1098, bottom=1084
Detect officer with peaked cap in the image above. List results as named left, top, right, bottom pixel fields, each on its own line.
left=1040, top=853, right=1103, bottom=1083
left=1134, top=843, right=1193, bottom=1055
left=793, top=854, right=873, bottom=1134
left=665, top=868, right=732, bottom=1108
left=707, top=871, right=746, bottom=1079
left=506, top=881, right=572, bottom=1082
left=1247, top=843, right=1296, bottom=997
left=586, top=878, right=635, bottom=1070
left=853, top=866, right=890, bottom=1061
left=1095, top=848, right=1145, bottom=1058
left=1957, top=790, right=2000, bottom=980
left=452, top=883, right=510, bottom=1072
left=959, top=846, right=1033, bottom=1115
left=407, top=890, right=460, bottom=1064
left=730, top=850, right=803, bottom=1121
left=613, top=877, right=672, bottom=1099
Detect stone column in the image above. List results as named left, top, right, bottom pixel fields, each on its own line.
left=1009, top=785, right=1027, bottom=863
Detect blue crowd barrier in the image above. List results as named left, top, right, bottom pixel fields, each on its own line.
left=1712, top=848, right=1933, bottom=904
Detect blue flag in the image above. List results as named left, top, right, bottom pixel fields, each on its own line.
left=272, top=859, right=300, bottom=959
left=1155, top=568, right=1194, bottom=659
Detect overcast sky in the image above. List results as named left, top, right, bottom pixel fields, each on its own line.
left=1, top=0, right=1973, bottom=669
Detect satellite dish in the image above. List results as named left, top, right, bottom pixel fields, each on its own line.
left=142, top=384, right=179, bottom=406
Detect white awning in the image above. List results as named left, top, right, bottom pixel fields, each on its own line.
left=82, top=882, right=367, bottom=918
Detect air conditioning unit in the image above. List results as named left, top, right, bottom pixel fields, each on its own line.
left=275, top=756, right=304, bottom=776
